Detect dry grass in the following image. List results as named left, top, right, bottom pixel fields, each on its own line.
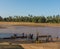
left=20, top=42, right=60, bottom=49
left=0, top=22, right=60, bottom=27
left=0, top=42, right=60, bottom=49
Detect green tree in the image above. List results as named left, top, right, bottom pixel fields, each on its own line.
left=0, top=16, right=3, bottom=21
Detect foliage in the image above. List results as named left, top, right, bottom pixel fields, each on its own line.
left=0, top=15, right=60, bottom=23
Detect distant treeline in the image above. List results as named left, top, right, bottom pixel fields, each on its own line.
left=0, top=14, right=60, bottom=23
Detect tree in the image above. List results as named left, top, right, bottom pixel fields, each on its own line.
left=41, top=16, right=46, bottom=23
left=0, top=15, right=60, bottom=23
left=55, top=15, right=60, bottom=23
left=0, top=16, right=3, bottom=21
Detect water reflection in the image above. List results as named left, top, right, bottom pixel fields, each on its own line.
left=0, top=26, right=60, bottom=38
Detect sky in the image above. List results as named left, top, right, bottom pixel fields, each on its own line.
left=0, top=0, right=60, bottom=17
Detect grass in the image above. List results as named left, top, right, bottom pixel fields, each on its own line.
left=0, top=45, right=24, bottom=49
left=0, top=22, right=60, bottom=27
left=20, top=42, right=60, bottom=49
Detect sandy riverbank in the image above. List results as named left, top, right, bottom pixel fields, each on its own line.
left=0, top=22, right=60, bottom=27
left=20, top=42, right=60, bottom=49
left=0, top=42, right=60, bottom=49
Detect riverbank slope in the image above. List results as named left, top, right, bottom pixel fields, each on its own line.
left=0, top=22, right=60, bottom=27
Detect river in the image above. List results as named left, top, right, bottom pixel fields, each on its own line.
left=0, top=26, right=60, bottom=38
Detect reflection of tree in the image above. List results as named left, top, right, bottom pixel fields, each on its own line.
left=11, top=34, right=17, bottom=39
left=22, top=33, right=24, bottom=37
left=36, top=32, right=39, bottom=41
left=56, top=36, right=59, bottom=41
left=14, top=34, right=17, bottom=37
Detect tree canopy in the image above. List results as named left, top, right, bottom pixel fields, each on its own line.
left=0, top=15, right=60, bottom=23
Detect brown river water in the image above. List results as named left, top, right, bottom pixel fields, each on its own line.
left=0, top=26, right=60, bottom=38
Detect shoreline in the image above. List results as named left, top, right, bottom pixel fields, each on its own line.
left=0, top=22, right=60, bottom=27
left=0, top=41, right=60, bottom=49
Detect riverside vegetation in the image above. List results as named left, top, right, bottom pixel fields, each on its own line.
left=0, top=14, right=60, bottom=23
left=0, top=15, right=60, bottom=49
